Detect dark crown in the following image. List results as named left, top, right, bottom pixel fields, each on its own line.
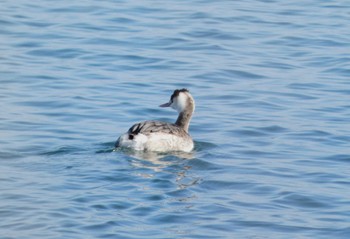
left=170, top=88, right=189, bottom=102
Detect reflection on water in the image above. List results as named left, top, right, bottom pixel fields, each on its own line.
left=113, top=147, right=202, bottom=195
left=114, top=147, right=195, bottom=171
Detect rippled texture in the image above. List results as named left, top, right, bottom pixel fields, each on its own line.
left=1, top=0, right=350, bottom=238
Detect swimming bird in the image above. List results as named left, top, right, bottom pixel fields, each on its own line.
left=115, top=89, right=195, bottom=152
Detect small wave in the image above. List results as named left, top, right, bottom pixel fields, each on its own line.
left=39, top=146, right=85, bottom=156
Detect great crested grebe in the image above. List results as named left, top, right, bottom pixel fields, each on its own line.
left=115, top=89, right=195, bottom=152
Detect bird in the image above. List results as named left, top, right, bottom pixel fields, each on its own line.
left=115, top=89, right=195, bottom=152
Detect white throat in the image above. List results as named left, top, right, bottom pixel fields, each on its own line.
left=172, top=93, right=187, bottom=113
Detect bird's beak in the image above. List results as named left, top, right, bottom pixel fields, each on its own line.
left=159, top=102, right=171, bottom=107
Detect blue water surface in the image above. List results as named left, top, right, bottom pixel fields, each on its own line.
left=1, top=0, right=350, bottom=238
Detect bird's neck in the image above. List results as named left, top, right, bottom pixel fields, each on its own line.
left=175, top=104, right=194, bottom=133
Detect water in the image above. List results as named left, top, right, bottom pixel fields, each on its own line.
left=1, top=0, right=350, bottom=238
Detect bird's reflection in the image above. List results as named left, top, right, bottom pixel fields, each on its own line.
left=114, top=148, right=202, bottom=207
left=114, top=147, right=195, bottom=172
